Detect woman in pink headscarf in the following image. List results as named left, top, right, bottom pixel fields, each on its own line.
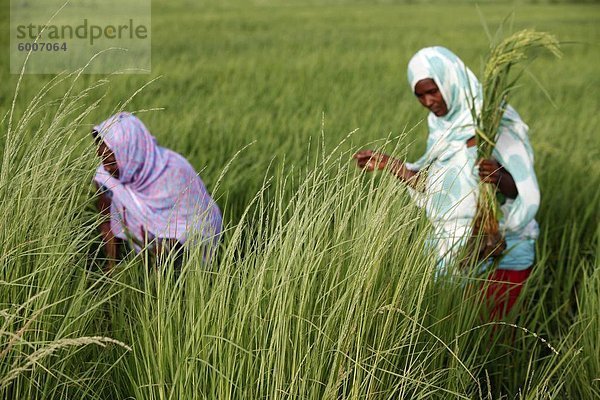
left=93, top=112, right=222, bottom=271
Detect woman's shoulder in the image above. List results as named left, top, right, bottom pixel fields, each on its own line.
left=161, top=148, right=205, bottom=185
left=163, top=148, right=195, bottom=170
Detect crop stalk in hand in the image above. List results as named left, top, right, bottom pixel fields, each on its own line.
left=470, top=29, right=561, bottom=264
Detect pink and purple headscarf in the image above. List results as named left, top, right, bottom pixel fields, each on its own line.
left=93, top=112, right=222, bottom=251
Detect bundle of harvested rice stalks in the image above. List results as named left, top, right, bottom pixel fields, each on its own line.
left=468, top=29, right=561, bottom=264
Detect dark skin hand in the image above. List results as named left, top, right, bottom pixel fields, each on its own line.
left=477, top=158, right=518, bottom=199
left=353, top=150, right=422, bottom=188
left=353, top=78, right=518, bottom=198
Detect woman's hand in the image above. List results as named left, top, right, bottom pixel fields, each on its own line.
left=353, top=150, right=390, bottom=172
left=353, top=150, right=421, bottom=189
left=478, top=159, right=503, bottom=185
left=478, top=158, right=518, bottom=199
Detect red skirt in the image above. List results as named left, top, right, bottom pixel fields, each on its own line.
left=483, top=267, right=532, bottom=319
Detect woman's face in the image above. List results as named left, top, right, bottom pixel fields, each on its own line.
left=414, top=78, right=448, bottom=117
left=96, top=141, right=120, bottom=179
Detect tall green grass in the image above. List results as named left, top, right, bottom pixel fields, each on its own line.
left=0, top=72, right=131, bottom=398
left=1, top=80, right=595, bottom=397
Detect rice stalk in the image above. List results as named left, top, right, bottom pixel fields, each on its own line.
left=0, top=336, right=131, bottom=389
left=470, top=29, right=561, bottom=262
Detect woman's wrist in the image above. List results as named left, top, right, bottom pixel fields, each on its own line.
left=388, top=159, right=412, bottom=181
left=387, top=158, right=403, bottom=176
left=376, top=154, right=390, bottom=171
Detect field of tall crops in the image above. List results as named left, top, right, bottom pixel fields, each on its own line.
left=1, top=1, right=598, bottom=398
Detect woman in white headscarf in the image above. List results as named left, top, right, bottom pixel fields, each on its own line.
left=354, top=46, right=540, bottom=318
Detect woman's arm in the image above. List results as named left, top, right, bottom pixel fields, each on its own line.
left=353, top=150, right=422, bottom=189
left=95, top=183, right=120, bottom=272
left=478, top=159, right=518, bottom=199
left=492, top=120, right=540, bottom=233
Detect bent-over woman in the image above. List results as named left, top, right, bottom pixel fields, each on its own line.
left=93, top=112, right=222, bottom=271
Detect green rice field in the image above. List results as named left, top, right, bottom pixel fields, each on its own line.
left=1, top=1, right=599, bottom=398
